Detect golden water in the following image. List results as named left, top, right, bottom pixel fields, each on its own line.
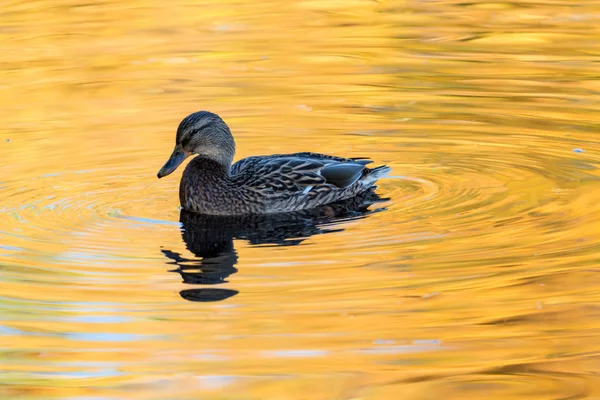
left=2, top=0, right=600, bottom=398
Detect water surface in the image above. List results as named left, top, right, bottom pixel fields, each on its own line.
left=2, top=0, right=600, bottom=398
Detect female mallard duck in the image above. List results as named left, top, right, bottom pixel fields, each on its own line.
left=157, top=111, right=390, bottom=216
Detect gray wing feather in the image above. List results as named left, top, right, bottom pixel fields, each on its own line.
left=320, top=163, right=366, bottom=188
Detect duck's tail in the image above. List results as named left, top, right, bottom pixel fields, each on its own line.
left=364, top=165, right=391, bottom=184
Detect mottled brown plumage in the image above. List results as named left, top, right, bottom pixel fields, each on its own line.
left=157, top=111, right=390, bottom=216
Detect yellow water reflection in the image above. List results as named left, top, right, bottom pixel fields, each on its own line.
left=2, top=0, right=600, bottom=398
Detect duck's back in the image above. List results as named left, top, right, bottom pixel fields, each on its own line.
left=231, top=152, right=356, bottom=173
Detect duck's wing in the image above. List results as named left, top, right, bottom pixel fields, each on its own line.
left=231, top=152, right=370, bottom=174
left=231, top=154, right=372, bottom=195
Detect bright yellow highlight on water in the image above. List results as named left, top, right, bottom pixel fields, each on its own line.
left=1, top=0, right=600, bottom=399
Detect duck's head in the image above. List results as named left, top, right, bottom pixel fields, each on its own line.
left=157, top=111, right=236, bottom=178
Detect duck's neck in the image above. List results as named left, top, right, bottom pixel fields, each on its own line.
left=184, top=156, right=231, bottom=180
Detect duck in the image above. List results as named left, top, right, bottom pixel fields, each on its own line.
left=157, top=111, right=390, bottom=216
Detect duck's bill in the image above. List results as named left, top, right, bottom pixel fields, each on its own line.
left=157, top=145, right=190, bottom=178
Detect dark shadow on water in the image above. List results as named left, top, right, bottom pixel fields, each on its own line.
left=161, top=188, right=388, bottom=302
left=180, top=288, right=239, bottom=302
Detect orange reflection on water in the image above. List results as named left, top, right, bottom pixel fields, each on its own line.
left=2, top=0, right=600, bottom=399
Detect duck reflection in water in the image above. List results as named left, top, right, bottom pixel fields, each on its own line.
left=161, top=187, right=388, bottom=302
